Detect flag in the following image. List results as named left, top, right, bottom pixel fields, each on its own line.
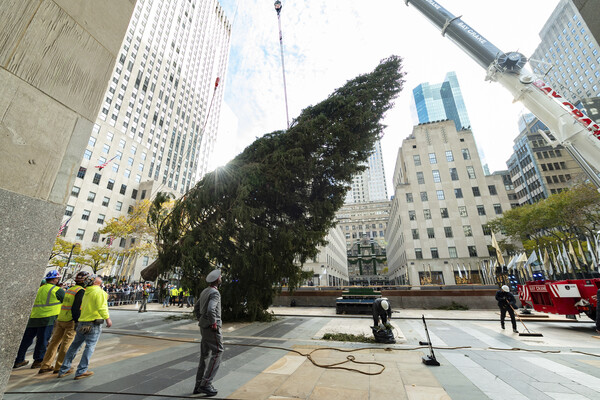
left=544, top=247, right=552, bottom=276
left=555, top=245, right=565, bottom=274
left=525, top=250, right=538, bottom=278
left=506, top=255, right=516, bottom=274
left=491, top=232, right=505, bottom=266
left=95, top=155, right=118, bottom=170
left=562, top=243, right=573, bottom=273
left=107, top=236, right=114, bottom=248
left=462, top=264, right=468, bottom=279
left=457, top=263, right=462, bottom=279
left=587, top=236, right=598, bottom=271
left=569, top=241, right=581, bottom=271
left=577, top=240, right=587, bottom=271
left=57, top=217, right=71, bottom=237
left=537, top=248, right=546, bottom=275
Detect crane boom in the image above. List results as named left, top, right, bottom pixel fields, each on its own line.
left=406, top=0, right=600, bottom=186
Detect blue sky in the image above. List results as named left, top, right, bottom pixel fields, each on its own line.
left=210, top=0, right=559, bottom=194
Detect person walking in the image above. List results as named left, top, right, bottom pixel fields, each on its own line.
left=138, top=284, right=149, bottom=313
left=162, top=284, right=171, bottom=307
left=372, top=298, right=392, bottom=328
left=193, top=269, right=223, bottom=397
left=170, top=285, right=178, bottom=306
left=14, top=270, right=65, bottom=369
left=495, top=285, right=518, bottom=333
left=38, top=271, right=89, bottom=374
left=57, top=275, right=112, bottom=380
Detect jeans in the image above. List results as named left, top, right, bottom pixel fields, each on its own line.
left=59, top=322, right=102, bottom=376
left=15, top=325, right=54, bottom=363
left=163, top=295, right=170, bottom=306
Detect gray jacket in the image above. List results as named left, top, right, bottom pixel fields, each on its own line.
left=195, top=286, right=222, bottom=329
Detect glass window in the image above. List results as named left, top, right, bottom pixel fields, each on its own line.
left=413, top=155, right=421, bottom=166
left=432, top=170, right=441, bottom=183
left=450, top=168, right=458, bottom=181
left=71, top=186, right=80, bottom=197
left=76, top=229, right=85, bottom=240
left=477, top=205, right=486, bottom=216
left=135, top=174, right=141, bottom=183
left=88, top=137, right=96, bottom=147
left=462, top=148, right=471, bottom=160
left=112, top=163, right=119, bottom=172
left=92, top=173, right=101, bottom=185
left=463, top=225, right=473, bottom=237
left=472, top=186, right=480, bottom=196
left=102, top=144, right=110, bottom=154
left=120, top=184, right=127, bottom=195
left=482, top=225, right=491, bottom=235
left=436, top=190, right=445, bottom=200
left=448, top=246, right=458, bottom=258
left=84, top=149, right=92, bottom=160
left=409, top=210, right=416, bottom=221
left=488, top=185, right=497, bottom=195
left=493, top=204, right=503, bottom=214
left=82, top=210, right=90, bottom=221
left=444, top=227, right=453, bottom=238
left=415, top=248, right=423, bottom=259
left=97, top=214, right=105, bottom=224
left=431, top=248, right=439, bottom=259
left=429, top=153, right=437, bottom=164
left=64, top=205, right=73, bottom=216
left=468, top=246, right=478, bottom=257
left=102, top=196, right=110, bottom=207
left=424, top=209, right=431, bottom=219
left=107, top=179, right=114, bottom=190
left=421, top=191, right=428, bottom=201
left=412, top=229, right=419, bottom=239
left=77, top=167, right=87, bottom=179
left=87, top=192, right=96, bottom=202
left=458, top=206, right=467, bottom=217
left=132, top=189, right=138, bottom=199
left=445, top=150, right=454, bottom=162
left=466, top=166, right=476, bottom=179
left=417, top=172, right=425, bottom=184
left=440, top=208, right=449, bottom=218
left=406, top=193, right=413, bottom=203
left=127, top=157, right=134, bottom=166
left=91, top=231, right=100, bottom=243
left=119, top=238, right=126, bottom=247
left=115, top=201, right=122, bottom=211
left=454, top=188, right=463, bottom=198
left=427, top=228, right=435, bottom=238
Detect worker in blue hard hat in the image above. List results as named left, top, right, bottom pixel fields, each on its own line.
left=14, top=270, right=66, bottom=369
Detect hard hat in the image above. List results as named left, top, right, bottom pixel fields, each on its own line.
left=502, top=285, right=510, bottom=292
left=381, top=299, right=389, bottom=310
left=75, top=271, right=90, bottom=283
left=45, top=270, right=61, bottom=280
left=82, top=274, right=97, bottom=288
left=206, top=269, right=221, bottom=283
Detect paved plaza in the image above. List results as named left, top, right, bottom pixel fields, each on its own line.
left=5, top=304, right=600, bottom=399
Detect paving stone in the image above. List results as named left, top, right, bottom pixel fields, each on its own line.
left=404, top=385, right=451, bottom=400
left=308, top=386, right=368, bottom=400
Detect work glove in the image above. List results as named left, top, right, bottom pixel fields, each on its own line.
left=210, top=322, right=218, bottom=331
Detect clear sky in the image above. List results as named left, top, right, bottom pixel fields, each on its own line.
left=209, top=0, right=560, bottom=195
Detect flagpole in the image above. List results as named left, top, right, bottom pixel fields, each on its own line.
left=274, top=1, right=290, bottom=130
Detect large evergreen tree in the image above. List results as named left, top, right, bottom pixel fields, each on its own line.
left=150, top=56, right=405, bottom=320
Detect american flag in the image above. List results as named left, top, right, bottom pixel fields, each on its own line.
left=57, top=217, right=71, bottom=237
left=95, top=155, right=118, bottom=170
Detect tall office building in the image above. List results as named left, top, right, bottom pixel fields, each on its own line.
left=506, top=113, right=586, bottom=205
left=386, top=121, right=512, bottom=286
left=345, top=140, right=388, bottom=203
left=60, top=0, right=231, bottom=279
left=411, top=72, right=471, bottom=132
left=530, top=0, right=600, bottom=104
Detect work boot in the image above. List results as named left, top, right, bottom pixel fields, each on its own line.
left=38, top=368, right=54, bottom=374
left=513, top=329, right=519, bottom=333
left=13, top=361, right=29, bottom=369
left=74, top=371, right=94, bottom=380
left=57, top=368, right=74, bottom=378
left=31, top=360, right=42, bottom=369
left=198, top=385, right=218, bottom=397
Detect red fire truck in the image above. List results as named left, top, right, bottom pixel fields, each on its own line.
left=518, top=279, right=600, bottom=321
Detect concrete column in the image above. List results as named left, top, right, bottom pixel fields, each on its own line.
left=0, top=1, right=134, bottom=396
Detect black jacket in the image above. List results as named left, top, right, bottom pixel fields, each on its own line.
left=373, top=298, right=392, bottom=319
left=495, top=290, right=516, bottom=308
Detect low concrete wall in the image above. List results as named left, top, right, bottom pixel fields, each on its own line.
left=275, top=288, right=498, bottom=309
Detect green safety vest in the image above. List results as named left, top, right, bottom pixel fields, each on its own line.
left=57, top=285, right=84, bottom=322
left=30, top=283, right=61, bottom=319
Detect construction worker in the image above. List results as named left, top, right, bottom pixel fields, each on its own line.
left=178, top=286, right=185, bottom=308
left=162, top=284, right=171, bottom=307
left=14, top=270, right=65, bottom=369
left=193, top=269, right=223, bottom=397
left=138, top=284, right=150, bottom=313
left=372, top=298, right=392, bottom=328
left=495, top=285, right=518, bottom=333
left=170, top=285, right=179, bottom=306
left=38, top=271, right=89, bottom=374
left=57, top=275, right=112, bottom=380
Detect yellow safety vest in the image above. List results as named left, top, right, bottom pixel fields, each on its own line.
left=57, top=285, right=84, bottom=322
left=30, top=283, right=61, bottom=319
left=170, top=288, right=178, bottom=296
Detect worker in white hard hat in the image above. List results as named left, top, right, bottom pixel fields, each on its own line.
left=372, top=297, right=392, bottom=328
left=193, top=269, right=223, bottom=397
left=495, top=285, right=518, bottom=333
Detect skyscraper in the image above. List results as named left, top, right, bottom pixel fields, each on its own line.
left=411, top=72, right=471, bottom=132
left=345, top=140, right=388, bottom=203
left=60, top=0, right=231, bottom=279
left=530, top=0, right=600, bottom=104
